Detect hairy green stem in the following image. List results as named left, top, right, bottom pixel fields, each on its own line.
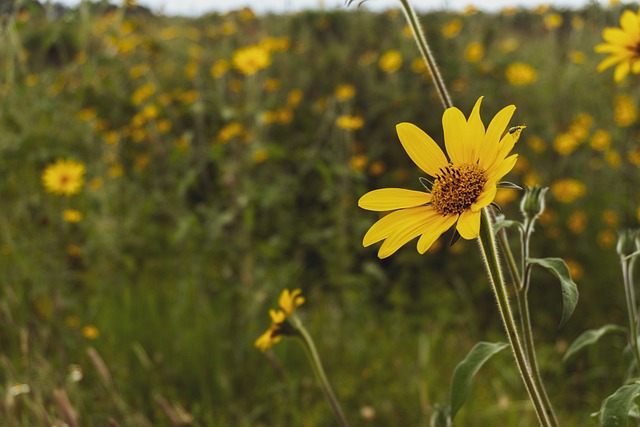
left=478, top=209, right=551, bottom=427
left=291, top=316, right=350, bottom=427
left=398, top=0, right=452, bottom=110
left=621, top=258, right=640, bottom=373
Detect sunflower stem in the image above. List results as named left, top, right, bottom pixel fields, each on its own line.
left=621, top=257, right=640, bottom=374
left=291, top=315, right=350, bottom=427
left=398, top=0, right=453, bottom=110
left=478, top=208, right=552, bottom=427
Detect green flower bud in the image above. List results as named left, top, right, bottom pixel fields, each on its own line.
left=617, top=229, right=639, bottom=257
left=520, top=185, right=548, bottom=221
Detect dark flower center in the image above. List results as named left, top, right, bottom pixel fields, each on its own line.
left=431, top=163, right=487, bottom=216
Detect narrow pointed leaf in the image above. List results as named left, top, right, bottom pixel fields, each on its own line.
left=450, top=341, right=508, bottom=420
left=562, top=324, right=627, bottom=362
left=527, top=257, right=579, bottom=328
left=497, top=181, right=523, bottom=190
left=600, top=382, right=640, bottom=427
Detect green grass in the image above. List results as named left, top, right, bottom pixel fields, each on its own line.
left=0, top=1, right=638, bottom=425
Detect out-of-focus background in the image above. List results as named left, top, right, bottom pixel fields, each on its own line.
left=0, top=0, right=637, bottom=425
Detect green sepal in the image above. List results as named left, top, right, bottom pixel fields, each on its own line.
left=600, top=382, right=640, bottom=427
left=449, top=341, right=509, bottom=420
left=449, top=229, right=461, bottom=247
left=497, top=181, right=523, bottom=190
left=490, top=202, right=502, bottom=212
left=527, top=257, right=579, bottom=328
left=419, top=176, right=434, bottom=192
left=562, top=324, right=627, bottom=363
left=493, top=218, right=522, bottom=233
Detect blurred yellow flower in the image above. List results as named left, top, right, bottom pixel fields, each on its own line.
left=255, top=288, right=304, bottom=351
left=614, top=94, right=638, bottom=127
left=129, top=63, right=150, bottom=79
left=218, top=122, right=244, bottom=142
left=505, top=62, right=538, bottom=85
left=131, top=83, right=156, bottom=106
left=368, top=160, right=385, bottom=177
left=441, top=19, right=463, bottom=38
left=77, top=108, right=97, bottom=122
left=527, top=135, right=547, bottom=153
left=589, top=129, right=611, bottom=151
left=287, top=89, right=304, bottom=107
left=42, top=159, right=85, bottom=196
left=628, top=149, right=640, bottom=166
left=569, top=50, right=585, bottom=64
left=501, top=7, right=518, bottom=16
left=534, top=4, right=551, bottom=14
left=63, top=209, right=83, bottom=223
left=543, top=13, right=563, bottom=30
left=598, top=230, right=616, bottom=248
left=82, top=325, right=99, bottom=340
left=378, top=50, right=403, bottom=73
left=553, top=132, right=580, bottom=155
left=109, top=164, right=124, bottom=178
left=336, top=115, right=364, bottom=130
left=232, top=45, right=271, bottom=76
left=564, top=259, right=584, bottom=280
left=210, top=59, right=230, bottom=79
left=358, top=97, right=519, bottom=258
left=602, top=210, right=619, bottom=226
left=571, top=16, right=585, bottom=30
left=595, top=9, right=640, bottom=82
left=463, top=5, right=479, bottom=15
left=350, top=154, right=368, bottom=171
left=464, top=41, right=484, bottom=63
left=567, top=210, right=587, bottom=233
left=263, top=78, right=281, bottom=92
left=605, top=149, right=621, bottom=168
left=499, top=37, right=520, bottom=54
left=550, top=179, right=586, bottom=203
left=335, top=84, right=356, bottom=101
left=253, top=149, right=269, bottom=164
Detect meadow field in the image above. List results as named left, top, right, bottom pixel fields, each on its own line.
left=1, top=1, right=640, bottom=425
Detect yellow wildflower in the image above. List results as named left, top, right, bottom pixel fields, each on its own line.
left=63, top=209, right=83, bottom=223
left=218, top=122, right=244, bottom=142
left=42, top=159, right=85, bottom=196
left=464, top=42, right=484, bottom=63
left=232, top=45, right=271, bottom=76
left=337, top=115, right=364, bottom=131
left=335, top=84, right=356, bottom=101
left=378, top=50, right=403, bottom=74
left=595, top=9, right=640, bottom=82
left=590, top=129, right=611, bottom=151
left=505, top=62, right=538, bottom=85
left=441, top=19, right=462, bottom=38
left=211, top=59, right=230, bottom=79
left=614, top=94, right=638, bottom=127
left=553, top=132, right=580, bottom=156
left=543, top=13, right=563, bottom=30
left=550, top=179, right=586, bottom=203
left=82, top=325, right=99, bottom=340
left=255, top=289, right=304, bottom=352
left=567, top=210, right=587, bottom=234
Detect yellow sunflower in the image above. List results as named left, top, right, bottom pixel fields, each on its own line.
left=595, top=9, right=640, bottom=82
left=358, top=97, right=519, bottom=259
left=42, top=159, right=85, bottom=196
left=255, top=288, right=305, bottom=351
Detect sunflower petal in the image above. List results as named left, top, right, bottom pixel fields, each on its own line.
left=467, top=97, right=486, bottom=162
left=396, top=123, right=448, bottom=176
left=620, top=10, right=640, bottom=39
left=443, top=107, right=468, bottom=164
left=416, top=214, right=457, bottom=254
left=363, top=206, right=432, bottom=247
left=486, top=154, right=518, bottom=186
left=480, top=104, right=516, bottom=169
left=471, top=185, right=497, bottom=212
left=377, top=208, right=439, bottom=258
left=358, top=188, right=432, bottom=211
left=457, top=209, right=481, bottom=240
left=614, top=61, right=631, bottom=82
left=597, top=55, right=623, bottom=72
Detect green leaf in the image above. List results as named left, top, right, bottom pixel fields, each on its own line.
left=527, top=257, right=579, bottom=328
left=497, top=181, right=523, bottom=190
left=450, top=341, right=508, bottom=420
left=600, top=382, right=640, bottom=427
left=563, top=324, right=627, bottom=363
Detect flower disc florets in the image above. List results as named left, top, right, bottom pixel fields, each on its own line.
left=431, top=163, right=486, bottom=216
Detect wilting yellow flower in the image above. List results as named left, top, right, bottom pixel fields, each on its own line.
left=550, top=179, right=586, bottom=203
left=441, top=19, right=463, bottom=38
left=614, top=94, right=638, bottom=127
left=543, top=13, right=563, bottom=30
left=42, top=159, right=85, bottom=196
left=232, top=45, right=271, bottom=76
left=378, top=50, right=402, bottom=73
left=337, top=115, right=364, bottom=131
left=358, top=97, right=519, bottom=258
left=255, top=288, right=305, bottom=352
left=464, top=42, right=484, bottom=63
left=595, top=9, right=640, bottom=82
left=335, top=84, right=356, bottom=101
left=505, top=62, right=538, bottom=85
left=590, top=129, right=611, bottom=151
left=63, top=209, right=82, bottom=223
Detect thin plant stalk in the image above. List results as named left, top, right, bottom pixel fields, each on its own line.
left=621, top=256, right=640, bottom=372
left=290, top=315, right=350, bottom=427
left=478, top=209, right=552, bottom=427
left=497, top=221, right=559, bottom=427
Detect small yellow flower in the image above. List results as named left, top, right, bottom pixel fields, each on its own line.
left=253, top=149, right=269, bottom=164
left=550, top=179, right=586, bottom=203
left=210, top=59, right=230, bottom=79
left=590, top=129, right=611, bottom=151
left=378, top=50, right=402, bottom=74
left=82, top=325, right=99, bottom=340
left=359, top=97, right=519, bottom=258
left=527, top=135, right=547, bottom=153
left=553, top=132, right=580, bottom=156
left=543, top=13, right=563, bottom=30
left=569, top=50, right=586, bottom=64
left=335, top=84, right=356, bottom=101
left=603, top=210, right=619, bottom=226
left=567, top=210, right=587, bottom=234
left=287, top=89, right=304, bottom=107
left=255, top=288, right=305, bottom=352
left=614, top=94, right=638, bottom=127
left=499, top=38, right=520, bottom=54
left=337, top=115, right=364, bottom=131
left=441, top=19, right=463, bottom=38
left=464, top=42, right=484, bottom=63
left=595, top=9, right=640, bottom=82
left=217, top=122, right=244, bottom=142
left=350, top=154, right=368, bottom=171
left=505, top=62, right=538, bottom=85
left=232, top=45, right=271, bottom=76
left=63, top=209, right=82, bottom=223
left=42, top=159, right=85, bottom=196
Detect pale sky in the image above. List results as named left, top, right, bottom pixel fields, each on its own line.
left=55, top=0, right=606, bottom=16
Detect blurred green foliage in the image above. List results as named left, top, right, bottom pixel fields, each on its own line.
left=0, top=1, right=638, bottom=425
